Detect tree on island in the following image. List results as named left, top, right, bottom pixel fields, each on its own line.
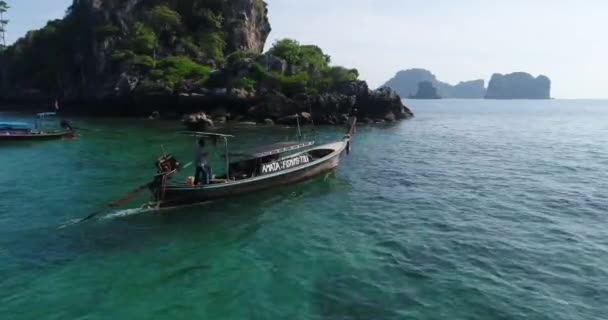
left=0, top=1, right=9, bottom=50
left=268, top=39, right=303, bottom=65
left=258, top=38, right=359, bottom=95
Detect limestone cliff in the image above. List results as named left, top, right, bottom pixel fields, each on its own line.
left=0, top=0, right=271, bottom=101
left=485, top=72, right=551, bottom=99
left=223, top=0, right=271, bottom=53
left=409, top=81, right=441, bottom=99
left=447, top=80, right=486, bottom=99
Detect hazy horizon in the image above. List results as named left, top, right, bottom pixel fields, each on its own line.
left=5, top=0, right=608, bottom=99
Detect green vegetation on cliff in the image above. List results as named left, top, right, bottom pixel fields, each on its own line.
left=0, top=0, right=358, bottom=101
left=246, top=39, right=359, bottom=96
left=1, top=0, right=236, bottom=96
left=153, top=56, right=213, bottom=88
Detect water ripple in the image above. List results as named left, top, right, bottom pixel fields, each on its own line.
left=2, top=101, right=608, bottom=319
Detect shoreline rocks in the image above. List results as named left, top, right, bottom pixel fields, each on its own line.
left=181, top=80, right=413, bottom=129
left=0, top=78, right=413, bottom=127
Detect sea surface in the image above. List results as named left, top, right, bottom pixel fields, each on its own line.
left=1, top=99, right=607, bottom=319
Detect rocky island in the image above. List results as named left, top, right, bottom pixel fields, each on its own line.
left=0, top=0, right=412, bottom=126
left=409, top=81, right=441, bottom=99
left=384, top=68, right=552, bottom=100
left=383, top=68, right=486, bottom=99
left=485, top=72, right=551, bottom=99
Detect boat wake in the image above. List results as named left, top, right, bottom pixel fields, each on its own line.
left=57, top=219, right=84, bottom=229
left=99, top=207, right=155, bottom=221
left=57, top=207, right=154, bottom=229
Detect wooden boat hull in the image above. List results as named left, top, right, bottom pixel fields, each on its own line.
left=0, top=131, right=74, bottom=141
left=158, top=141, right=349, bottom=208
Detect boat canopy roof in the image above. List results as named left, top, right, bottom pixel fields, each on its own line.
left=37, top=112, right=57, bottom=117
left=181, top=131, right=235, bottom=138
left=230, top=141, right=315, bottom=160
left=0, top=121, right=32, bottom=130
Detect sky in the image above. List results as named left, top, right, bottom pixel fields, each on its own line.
left=5, top=0, right=608, bottom=98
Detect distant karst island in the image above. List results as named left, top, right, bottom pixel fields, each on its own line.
left=485, top=72, right=551, bottom=100
left=409, top=81, right=441, bottom=100
left=383, top=69, right=486, bottom=99
left=383, top=68, right=551, bottom=100
left=0, top=0, right=412, bottom=125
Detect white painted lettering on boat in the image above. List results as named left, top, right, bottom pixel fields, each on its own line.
left=261, top=155, right=310, bottom=175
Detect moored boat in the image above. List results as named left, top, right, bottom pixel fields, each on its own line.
left=0, top=113, right=75, bottom=141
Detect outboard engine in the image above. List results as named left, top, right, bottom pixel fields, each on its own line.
left=155, top=154, right=179, bottom=174
left=151, top=154, right=180, bottom=202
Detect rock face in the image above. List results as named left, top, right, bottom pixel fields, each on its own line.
left=409, top=81, right=441, bottom=99
left=0, top=0, right=271, bottom=102
left=383, top=68, right=485, bottom=99
left=448, top=80, right=486, bottom=98
left=383, top=69, right=435, bottom=98
left=223, top=0, right=271, bottom=53
left=485, top=73, right=551, bottom=99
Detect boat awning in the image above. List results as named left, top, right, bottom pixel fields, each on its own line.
left=37, top=112, right=57, bottom=117
left=180, top=131, right=235, bottom=138
left=0, top=122, right=32, bottom=130
left=230, top=141, right=315, bottom=160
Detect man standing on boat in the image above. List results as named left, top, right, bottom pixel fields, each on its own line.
left=194, top=138, right=211, bottom=185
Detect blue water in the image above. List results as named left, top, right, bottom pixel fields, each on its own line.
left=1, top=100, right=607, bottom=319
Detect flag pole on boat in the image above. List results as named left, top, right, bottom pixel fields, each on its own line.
left=296, top=113, right=302, bottom=142
left=224, top=136, right=230, bottom=179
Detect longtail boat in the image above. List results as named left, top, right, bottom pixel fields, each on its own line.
left=0, top=113, right=74, bottom=141
left=140, top=114, right=357, bottom=210
left=78, top=113, right=356, bottom=222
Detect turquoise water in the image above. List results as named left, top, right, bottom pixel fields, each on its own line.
left=1, top=100, right=607, bottom=319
